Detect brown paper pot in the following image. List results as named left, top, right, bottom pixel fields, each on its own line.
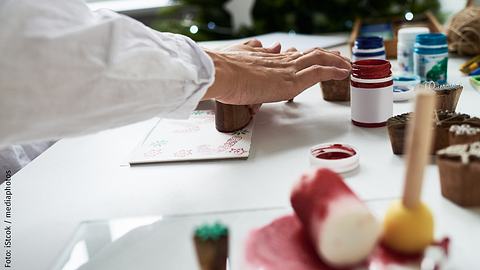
left=194, top=236, right=228, bottom=270
left=387, top=111, right=476, bottom=155
left=435, top=124, right=453, bottom=152
left=320, top=77, right=351, bottom=102
left=449, top=132, right=480, bottom=146
left=387, top=113, right=409, bottom=155
left=437, top=158, right=480, bottom=206
left=434, top=86, right=463, bottom=112
left=215, top=101, right=252, bottom=133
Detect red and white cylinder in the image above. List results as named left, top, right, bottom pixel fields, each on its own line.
left=290, top=168, right=381, bottom=267
left=351, top=59, right=393, bottom=128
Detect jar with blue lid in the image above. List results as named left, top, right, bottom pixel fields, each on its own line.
left=397, top=27, right=430, bottom=74
left=392, top=75, right=420, bottom=102
left=352, top=36, right=386, bottom=61
left=413, top=33, right=448, bottom=84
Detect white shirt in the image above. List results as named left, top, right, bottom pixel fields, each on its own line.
left=0, top=0, right=215, bottom=147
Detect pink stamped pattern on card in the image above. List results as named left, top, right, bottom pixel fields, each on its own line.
left=218, top=135, right=242, bottom=152
left=174, top=149, right=193, bottom=158
left=229, top=148, right=248, bottom=155
left=144, top=149, right=162, bottom=158
left=197, top=145, right=217, bottom=155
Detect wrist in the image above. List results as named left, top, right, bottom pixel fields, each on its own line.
left=202, top=50, right=225, bottom=101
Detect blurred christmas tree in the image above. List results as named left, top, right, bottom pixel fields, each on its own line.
left=150, top=0, right=440, bottom=41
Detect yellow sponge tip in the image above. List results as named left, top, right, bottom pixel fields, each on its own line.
left=382, top=200, right=434, bottom=254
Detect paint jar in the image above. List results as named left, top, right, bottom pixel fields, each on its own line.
left=351, top=59, right=393, bottom=127
left=397, top=27, right=430, bottom=74
left=309, top=143, right=359, bottom=173
left=352, top=36, right=386, bottom=61
left=414, top=33, right=448, bottom=84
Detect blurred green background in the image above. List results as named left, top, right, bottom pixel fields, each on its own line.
left=152, top=0, right=442, bottom=41
left=87, top=0, right=470, bottom=41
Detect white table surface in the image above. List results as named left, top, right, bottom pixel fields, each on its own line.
left=4, top=36, right=480, bottom=270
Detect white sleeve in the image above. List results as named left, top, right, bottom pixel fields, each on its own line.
left=0, top=0, right=215, bottom=146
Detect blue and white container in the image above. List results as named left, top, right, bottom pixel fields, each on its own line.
left=397, top=27, right=430, bottom=74
left=352, top=36, right=386, bottom=61
left=392, top=74, right=420, bottom=102
left=413, top=33, right=448, bottom=84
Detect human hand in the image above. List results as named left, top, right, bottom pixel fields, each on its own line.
left=215, top=39, right=285, bottom=113
left=203, top=39, right=351, bottom=105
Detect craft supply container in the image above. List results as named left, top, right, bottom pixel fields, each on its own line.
left=414, top=33, right=448, bottom=84
left=397, top=27, right=430, bottom=73
left=351, top=59, right=393, bottom=127
left=352, top=36, right=386, bottom=61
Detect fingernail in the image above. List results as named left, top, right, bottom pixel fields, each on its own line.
left=269, top=42, right=280, bottom=48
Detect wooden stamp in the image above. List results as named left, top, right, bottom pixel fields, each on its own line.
left=193, top=223, right=229, bottom=270
left=321, top=77, right=351, bottom=102
left=215, top=101, right=253, bottom=133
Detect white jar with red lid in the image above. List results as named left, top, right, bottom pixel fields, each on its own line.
left=350, top=59, right=393, bottom=127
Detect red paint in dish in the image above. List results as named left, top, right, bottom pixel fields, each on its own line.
left=311, top=144, right=356, bottom=160
left=316, top=152, right=352, bottom=159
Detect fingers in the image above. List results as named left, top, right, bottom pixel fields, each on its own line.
left=243, top=39, right=282, bottom=54
left=304, top=47, right=350, bottom=62
left=249, top=42, right=281, bottom=54
left=286, top=47, right=298, bottom=52
left=295, top=65, right=350, bottom=91
left=294, top=48, right=351, bottom=72
left=266, top=42, right=281, bottom=54
left=244, top=39, right=263, bottom=48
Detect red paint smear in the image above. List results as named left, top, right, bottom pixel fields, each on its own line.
left=245, top=215, right=449, bottom=270
left=244, top=215, right=330, bottom=270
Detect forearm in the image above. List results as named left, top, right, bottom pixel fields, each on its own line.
left=0, top=0, right=214, bottom=146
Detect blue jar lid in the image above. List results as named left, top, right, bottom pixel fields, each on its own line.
left=393, top=74, right=420, bottom=83
left=416, top=33, right=447, bottom=46
left=355, top=36, right=384, bottom=49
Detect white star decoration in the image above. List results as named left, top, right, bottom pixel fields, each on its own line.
left=224, top=0, right=255, bottom=32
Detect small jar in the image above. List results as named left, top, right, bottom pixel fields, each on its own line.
left=392, top=74, right=420, bottom=102
left=309, top=143, right=359, bottom=173
left=351, top=59, right=393, bottom=127
left=352, top=36, right=386, bottom=61
left=397, top=27, right=430, bottom=74
left=414, top=33, right=448, bottom=84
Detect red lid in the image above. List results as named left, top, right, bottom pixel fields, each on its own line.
left=352, top=59, right=392, bottom=79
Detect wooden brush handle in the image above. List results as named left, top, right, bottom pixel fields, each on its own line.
left=402, top=91, right=436, bottom=209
